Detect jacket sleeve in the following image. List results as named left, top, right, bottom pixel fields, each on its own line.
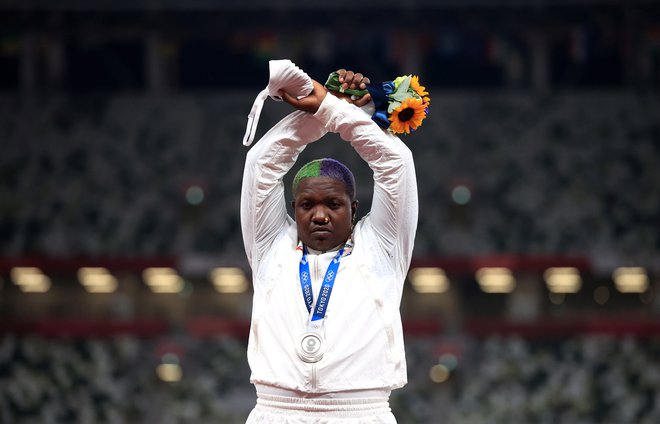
left=241, top=110, right=328, bottom=268
left=313, top=94, right=419, bottom=275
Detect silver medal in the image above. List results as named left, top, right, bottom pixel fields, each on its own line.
left=297, top=332, right=325, bottom=363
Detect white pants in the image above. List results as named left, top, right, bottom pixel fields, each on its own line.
left=246, top=386, right=397, bottom=424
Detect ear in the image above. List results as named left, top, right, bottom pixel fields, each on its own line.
left=351, top=200, right=359, bottom=222
left=291, top=200, right=296, bottom=211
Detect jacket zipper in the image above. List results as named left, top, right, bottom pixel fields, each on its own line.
left=311, top=363, right=318, bottom=391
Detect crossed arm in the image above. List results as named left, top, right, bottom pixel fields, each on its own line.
left=241, top=69, right=418, bottom=274
left=280, top=69, right=372, bottom=113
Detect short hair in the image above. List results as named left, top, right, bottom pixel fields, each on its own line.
left=292, top=158, right=356, bottom=200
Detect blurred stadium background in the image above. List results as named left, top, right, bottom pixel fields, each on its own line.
left=1, top=0, right=660, bottom=423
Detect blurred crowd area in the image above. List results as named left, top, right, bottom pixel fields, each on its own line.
left=1, top=90, right=658, bottom=270
left=1, top=2, right=659, bottom=271
left=1, top=332, right=659, bottom=424
left=2, top=2, right=660, bottom=92
left=2, top=4, right=660, bottom=424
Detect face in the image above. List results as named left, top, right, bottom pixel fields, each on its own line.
left=292, top=177, right=358, bottom=252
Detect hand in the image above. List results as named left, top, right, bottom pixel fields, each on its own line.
left=280, top=80, right=328, bottom=114
left=335, top=69, right=372, bottom=107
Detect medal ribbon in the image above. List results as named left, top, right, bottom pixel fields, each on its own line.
left=299, top=246, right=344, bottom=322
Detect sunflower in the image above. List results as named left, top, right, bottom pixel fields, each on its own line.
left=410, top=75, right=428, bottom=97
left=389, top=97, right=427, bottom=135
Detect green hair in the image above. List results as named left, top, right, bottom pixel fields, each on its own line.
left=292, top=158, right=356, bottom=200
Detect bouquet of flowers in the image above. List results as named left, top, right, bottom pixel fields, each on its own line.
left=324, top=72, right=430, bottom=135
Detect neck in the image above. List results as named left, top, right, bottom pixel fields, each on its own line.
left=307, top=244, right=343, bottom=255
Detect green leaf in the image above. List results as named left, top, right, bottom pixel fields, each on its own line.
left=391, top=92, right=412, bottom=102
left=324, top=72, right=342, bottom=91
left=393, top=75, right=410, bottom=88
left=396, top=77, right=411, bottom=93
left=388, top=100, right=402, bottom=114
left=389, top=77, right=412, bottom=102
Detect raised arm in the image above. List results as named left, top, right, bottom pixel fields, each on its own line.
left=240, top=106, right=328, bottom=268
left=313, top=94, right=419, bottom=274
left=242, top=75, right=371, bottom=268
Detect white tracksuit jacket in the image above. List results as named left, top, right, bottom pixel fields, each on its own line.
left=240, top=93, right=418, bottom=394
